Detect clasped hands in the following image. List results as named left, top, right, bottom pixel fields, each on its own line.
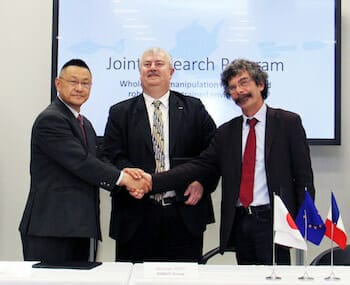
left=119, top=168, right=152, bottom=199
left=119, top=167, right=204, bottom=204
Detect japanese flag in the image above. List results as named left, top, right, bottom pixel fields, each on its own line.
left=274, top=195, right=307, bottom=250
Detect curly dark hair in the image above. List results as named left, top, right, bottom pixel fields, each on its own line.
left=221, top=59, right=268, bottom=99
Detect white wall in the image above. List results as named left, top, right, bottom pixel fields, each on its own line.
left=0, top=0, right=349, bottom=264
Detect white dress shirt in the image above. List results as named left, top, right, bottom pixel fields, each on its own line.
left=143, top=91, right=170, bottom=171
left=240, top=103, right=270, bottom=206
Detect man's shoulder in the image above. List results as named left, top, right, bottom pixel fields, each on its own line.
left=267, top=106, right=301, bottom=121
left=170, top=90, right=200, bottom=101
left=170, top=90, right=203, bottom=106
left=216, top=115, right=242, bottom=133
left=35, top=100, right=65, bottom=120
left=109, top=95, right=143, bottom=112
left=33, top=100, right=76, bottom=129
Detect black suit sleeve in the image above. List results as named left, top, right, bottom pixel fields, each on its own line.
left=189, top=101, right=219, bottom=195
left=152, top=128, right=222, bottom=194
left=288, top=113, right=315, bottom=205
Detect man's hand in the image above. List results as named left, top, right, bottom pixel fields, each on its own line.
left=142, top=172, right=152, bottom=185
left=119, top=169, right=151, bottom=199
left=123, top=167, right=145, bottom=180
left=127, top=172, right=153, bottom=199
left=184, top=181, right=203, bottom=205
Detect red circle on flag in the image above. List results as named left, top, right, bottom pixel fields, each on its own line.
left=286, top=213, right=297, bottom=229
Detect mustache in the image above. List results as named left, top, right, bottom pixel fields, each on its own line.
left=234, top=93, right=252, bottom=104
left=147, top=71, right=159, bottom=77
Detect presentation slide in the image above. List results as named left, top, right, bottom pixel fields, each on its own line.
left=55, top=0, right=339, bottom=143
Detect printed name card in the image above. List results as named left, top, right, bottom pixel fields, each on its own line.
left=143, top=262, right=198, bottom=279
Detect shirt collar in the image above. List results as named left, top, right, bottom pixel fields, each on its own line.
left=242, top=103, right=267, bottom=127
left=57, top=95, right=80, bottom=119
left=143, top=91, right=170, bottom=109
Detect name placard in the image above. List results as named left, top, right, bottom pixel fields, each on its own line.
left=143, top=262, right=198, bottom=279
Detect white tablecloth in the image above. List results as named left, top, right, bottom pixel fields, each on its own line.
left=1, top=262, right=349, bottom=285
left=129, top=263, right=350, bottom=285
left=0, top=261, right=132, bottom=285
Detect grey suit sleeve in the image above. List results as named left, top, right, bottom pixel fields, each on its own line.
left=34, top=112, right=120, bottom=190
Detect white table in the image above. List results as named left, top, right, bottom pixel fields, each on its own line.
left=0, top=261, right=132, bottom=285
left=129, top=263, right=350, bottom=285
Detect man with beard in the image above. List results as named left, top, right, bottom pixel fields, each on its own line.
left=149, top=58, right=315, bottom=265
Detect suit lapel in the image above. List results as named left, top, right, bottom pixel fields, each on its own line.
left=265, top=106, right=276, bottom=160
left=220, top=116, right=243, bottom=207
left=168, top=93, right=183, bottom=155
left=232, top=116, right=244, bottom=178
left=134, top=96, right=153, bottom=153
left=83, top=119, right=96, bottom=154
left=54, top=99, right=88, bottom=148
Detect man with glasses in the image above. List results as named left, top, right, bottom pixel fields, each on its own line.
left=103, top=47, right=218, bottom=262
left=19, top=59, right=150, bottom=264
left=149, top=58, right=315, bottom=265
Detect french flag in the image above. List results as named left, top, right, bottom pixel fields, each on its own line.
left=325, top=192, right=347, bottom=249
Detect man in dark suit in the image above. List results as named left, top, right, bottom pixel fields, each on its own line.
left=19, top=59, right=149, bottom=263
left=103, top=47, right=218, bottom=262
left=150, top=59, right=315, bottom=265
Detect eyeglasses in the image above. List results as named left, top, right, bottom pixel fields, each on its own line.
left=227, top=77, right=252, bottom=93
left=59, top=77, right=92, bottom=89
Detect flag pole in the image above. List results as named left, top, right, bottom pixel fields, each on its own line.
left=325, top=191, right=340, bottom=281
left=266, top=192, right=281, bottom=280
left=325, top=212, right=339, bottom=280
left=298, top=206, right=313, bottom=280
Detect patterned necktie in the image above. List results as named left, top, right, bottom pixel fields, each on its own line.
left=240, top=118, right=258, bottom=208
left=77, top=114, right=86, bottom=144
left=152, top=100, right=165, bottom=172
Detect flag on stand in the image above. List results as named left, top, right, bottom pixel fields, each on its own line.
left=295, top=190, right=325, bottom=245
left=274, top=195, right=307, bottom=250
left=325, top=192, right=347, bottom=249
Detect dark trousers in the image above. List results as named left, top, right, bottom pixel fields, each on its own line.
left=116, top=203, right=203, bottom=263
left=21, top=234, right=90, bottom=263
left=230, top=206, right=290, bottom=265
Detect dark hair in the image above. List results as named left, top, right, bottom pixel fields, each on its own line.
left=221, top=59, right=268, bottom=99
left=60, top=59, right=91, bottom=74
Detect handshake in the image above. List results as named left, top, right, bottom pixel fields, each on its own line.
left=118, top=168, right=204, bottom=206
left=119, top=168, right=152, bottom=199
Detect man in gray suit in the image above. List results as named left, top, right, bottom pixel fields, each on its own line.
left=19, top=59, right=149, bottom=263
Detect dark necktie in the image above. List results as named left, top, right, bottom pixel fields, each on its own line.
left=77, top=114, right=86, bottom=144
left=240, top=118, right=258, bottom=208
left=152, top=100, right=165, bottom=172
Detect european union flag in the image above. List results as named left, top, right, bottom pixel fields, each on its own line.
left=295, top=190, right=326, bottom=245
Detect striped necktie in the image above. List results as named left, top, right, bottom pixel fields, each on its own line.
left=152, top=100, right=165, bottom=172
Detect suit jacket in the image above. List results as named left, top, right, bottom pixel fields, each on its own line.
left=19, top=98, right=120, bottom=240
left=153, top=106, right=315, bottom=253
left=103, top=91, right=218, bottom=244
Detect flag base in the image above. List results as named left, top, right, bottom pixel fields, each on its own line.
left=266, top=266, right=281, bottom=280
left=298, top=270, right=314, bottom=280
left=325, top=271, right=340, bottom=281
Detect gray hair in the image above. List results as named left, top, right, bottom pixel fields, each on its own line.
left=139, top=47, right=173, bottom=69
